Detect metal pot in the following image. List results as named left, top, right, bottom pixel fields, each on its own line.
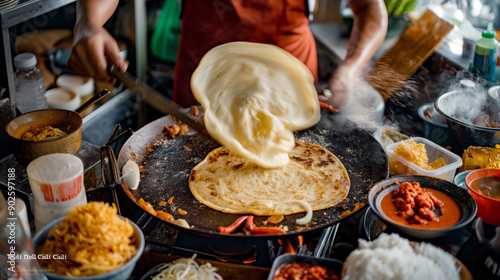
left=434, top=90, right=500, bottom=148
left=5, top=89, right=110, bottom=165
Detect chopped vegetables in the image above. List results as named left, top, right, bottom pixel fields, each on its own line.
left=275, top=200, right=313, bottom=225
left=164, top=124, right=181, bottom=138
left=218, top=216, right=249, bottom=234
left=218, top=215, right=286, bottom=235
left=319, top=102, right=338, bottom=114
left=393, top=139, right=445, bottom=170
left=273, top=263, right=340, bottom=280
left=190, top=105, right=200, bottom=116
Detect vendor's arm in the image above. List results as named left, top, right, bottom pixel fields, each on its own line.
left=320, top=0, right=388, bottom=107
left=68, top=0, right=127, bottom=80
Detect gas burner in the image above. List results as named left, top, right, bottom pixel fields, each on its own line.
left=136, top=209, right=338, bottom=268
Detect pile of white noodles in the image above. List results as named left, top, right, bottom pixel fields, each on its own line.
left=342, top=233, right=460, bottom=280
left=152, top=254, right=223, bottom=280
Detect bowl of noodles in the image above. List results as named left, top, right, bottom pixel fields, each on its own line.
left=32, top=201, right=145, bottom=280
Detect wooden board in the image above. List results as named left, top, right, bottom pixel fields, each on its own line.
left=366, top=9, right=454, bottom=101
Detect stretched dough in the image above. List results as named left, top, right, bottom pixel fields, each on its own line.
left=191, top=42, right=320, bottom=168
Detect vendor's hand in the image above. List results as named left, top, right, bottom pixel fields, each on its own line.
left=68, top=24, right=127, bottom=81
left=318, top=65, right=356, bottom=109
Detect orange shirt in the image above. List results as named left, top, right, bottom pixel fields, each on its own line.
left=173, top=0, right=317, bottom=107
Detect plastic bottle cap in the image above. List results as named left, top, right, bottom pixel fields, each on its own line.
left=13, top=53, right=37, bottom=70
left=482, top=22, right=496, bottom=39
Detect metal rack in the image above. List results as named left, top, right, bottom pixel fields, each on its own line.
left=0, top=0, right=146, bottom=150
left=0, top=0, right=147, bottom=113
left=0, top=0, right=77, bottom=110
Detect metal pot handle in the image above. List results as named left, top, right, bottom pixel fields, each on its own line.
left=75, top=89, right=110, bottom=116
left=100, top=145, right=122, bottom=215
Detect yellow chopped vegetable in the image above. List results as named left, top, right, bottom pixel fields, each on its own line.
left=461, top=145, right=500, bottom=171
left=393, top=139, right=446, bottom=170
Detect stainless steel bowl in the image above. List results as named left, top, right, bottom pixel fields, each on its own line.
left=488, top=85, right=500, bottom=108
left=434, top=90, right=500, bottom=148
left=417, top=103, right=454, bottom=145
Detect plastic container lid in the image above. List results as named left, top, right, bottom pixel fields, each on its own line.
left=481, top=22, right=496, bottom=39
left=386, top=137, right=463, bottom=182
left=13, top=53, right=37, bottom=70
left=56, top=74, right=95, bottom=97
left=45, top=88, right=81, bottom=111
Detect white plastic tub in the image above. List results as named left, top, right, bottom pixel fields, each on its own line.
left=386, top=137, right=463, bottom=182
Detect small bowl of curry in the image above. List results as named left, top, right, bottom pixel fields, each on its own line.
left=368, top=175, right=477, bottom=239
left=5, top=109, right=83, bottom=165
left=465, top=168, right=500, bottom=226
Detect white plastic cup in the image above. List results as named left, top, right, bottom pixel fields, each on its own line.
left=45, top=87, right=81, bottom=111
left=56, top=74, right=95, bottom=97
left=27, top=153, right=88, bottom=231
left=15, top=198, right=30, bottom=239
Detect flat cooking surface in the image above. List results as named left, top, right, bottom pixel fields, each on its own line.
left=118, top=110, right=389, bottom=238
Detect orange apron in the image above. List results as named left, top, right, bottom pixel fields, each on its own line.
left=173, top=0, right=317, bottom=107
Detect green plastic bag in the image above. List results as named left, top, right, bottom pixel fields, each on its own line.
left=150, top=0, right=181, bottom=63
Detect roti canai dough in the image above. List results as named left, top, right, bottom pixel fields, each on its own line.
left=189, top=140, right=350, bottom=216
left=191, top=42, right=320, bottom=168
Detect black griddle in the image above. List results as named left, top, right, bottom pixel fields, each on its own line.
left=117, top=109, right=389, bottom=239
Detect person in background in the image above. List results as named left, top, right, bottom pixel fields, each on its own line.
left=69, top=0, right=388, bottom=108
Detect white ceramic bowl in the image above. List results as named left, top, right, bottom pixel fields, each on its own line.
left=45, top=88, right=81, bottom=111
left=56, top=74, right=95, bottom=97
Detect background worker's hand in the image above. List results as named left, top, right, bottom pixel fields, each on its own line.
left=68, top=24, right=127, bottom=81
left=318, top=64, right=357, bottom=109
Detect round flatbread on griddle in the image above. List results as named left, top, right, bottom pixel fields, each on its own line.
left=189, top=139, right=350, bottom=216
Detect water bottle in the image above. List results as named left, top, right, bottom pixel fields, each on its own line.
left=13, top=53, right=48, bottom=114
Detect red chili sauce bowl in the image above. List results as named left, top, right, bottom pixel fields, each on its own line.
left=379, top=184, right=462, bottom=230
left=465, top=168, right=500, bottom=226
left=268, top=254, right=343, bottom=280
left=368, top=175, right=477, bottom=239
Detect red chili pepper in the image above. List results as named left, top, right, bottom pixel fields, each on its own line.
left=319, top=102, right=339, bottom=113
left=218, top=215, right=249, bottom=234
left=245, top=216, right=286, bottom=235
left=245, top=215, right=256, bottom=231
left=249, top=226, right=287, bottom=235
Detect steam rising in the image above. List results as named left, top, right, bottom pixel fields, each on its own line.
left=340, top=77, right=385, bottom=130
left=437, top=75, right=499, bottom=128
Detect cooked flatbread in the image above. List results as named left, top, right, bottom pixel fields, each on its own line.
left=191, top=42, right=320, bottom=169
left=189, top=140, right=350, bottom=216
